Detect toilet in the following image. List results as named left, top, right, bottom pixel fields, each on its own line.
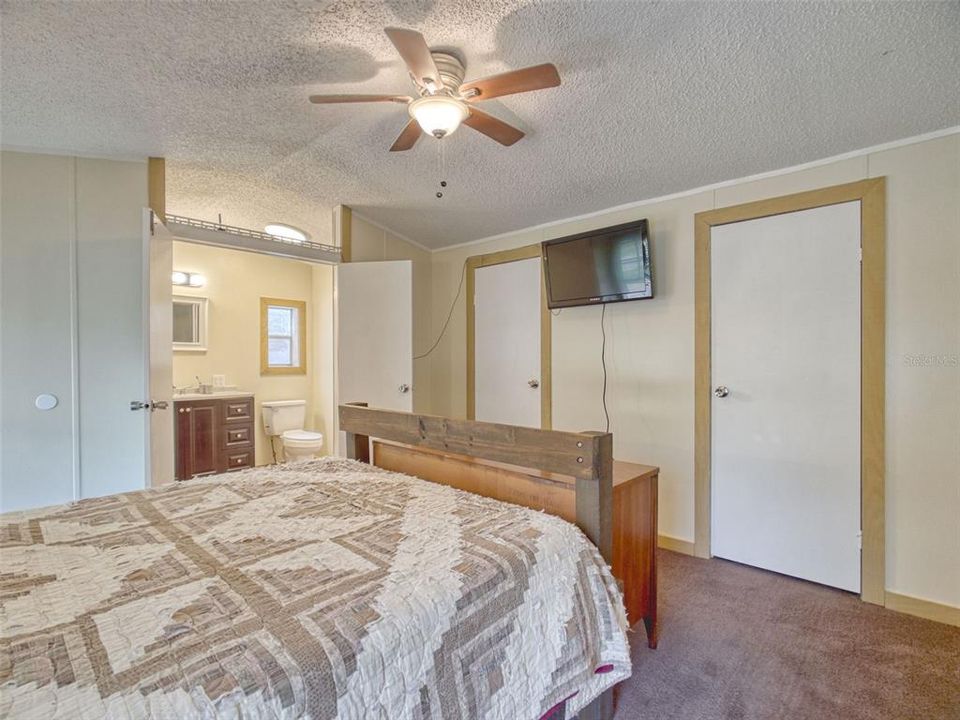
left=261, top=400, right=324, bottom=462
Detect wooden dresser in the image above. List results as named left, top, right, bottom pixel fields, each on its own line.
left=174, top=395, right=255, bottom=480
left=372, top=441, right=659, bottom=648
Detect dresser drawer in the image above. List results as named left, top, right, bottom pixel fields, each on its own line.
left=221, top=423, right=253, bottom=449
left=222, top=398, right=253, bottom=422
left=224, top=450, right=253, bottom=471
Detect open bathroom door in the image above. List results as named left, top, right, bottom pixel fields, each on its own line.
left=336, top=260, right=413, bottom=455
left=148, top=212, right=174, bottom=485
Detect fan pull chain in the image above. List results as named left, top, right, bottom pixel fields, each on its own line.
left=436, top=140, right=447, bottom=199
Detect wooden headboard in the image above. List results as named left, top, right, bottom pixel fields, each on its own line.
left=338, top=403, right=613, bottom=561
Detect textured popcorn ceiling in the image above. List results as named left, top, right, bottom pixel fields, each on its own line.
left=2, top=1, right=958, bottom=249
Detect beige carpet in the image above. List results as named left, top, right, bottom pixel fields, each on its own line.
left=617, top=551, right=960, bottom=719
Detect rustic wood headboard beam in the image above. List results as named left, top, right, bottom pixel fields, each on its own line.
left=339, top=403, right=601, bottom=480
left=578, top=431, right=614, bottom=561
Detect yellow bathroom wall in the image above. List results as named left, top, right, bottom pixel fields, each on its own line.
left=171, top=241, right=327, bottom=465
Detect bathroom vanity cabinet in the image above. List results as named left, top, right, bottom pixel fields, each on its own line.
left=174, top=395, right=255, bottom=480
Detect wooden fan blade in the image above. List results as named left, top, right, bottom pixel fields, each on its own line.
left=461, top=63, right=560, bottom=101
left=309, top=94, right=411, bottom=104
left=463, top=107, right=524, bottom=146
left=390, top=118, right=422, bottom=151
left=385, top=27, right=441, bottom=88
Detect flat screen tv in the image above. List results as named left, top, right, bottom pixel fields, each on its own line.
left=542, top=219, right=653, bottom=309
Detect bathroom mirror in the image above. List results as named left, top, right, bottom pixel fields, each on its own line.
left=173, top=295, right=208, bottom=352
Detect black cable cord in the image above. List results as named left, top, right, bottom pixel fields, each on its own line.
left=414, top=260, right=467, bottom=360
left=601, top=303, right=610, bottom=433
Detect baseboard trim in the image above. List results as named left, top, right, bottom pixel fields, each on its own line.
left=658, top=534, right=696, bottom=556
left=885, top=592, right=960, bottom=627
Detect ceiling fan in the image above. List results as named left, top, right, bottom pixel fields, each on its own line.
left=309, top=27, right=561, bottom=151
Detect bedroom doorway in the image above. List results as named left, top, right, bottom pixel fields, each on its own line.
left=694, top=178, right=886, bottom=604
left=467, top=245, right=552, bottom=428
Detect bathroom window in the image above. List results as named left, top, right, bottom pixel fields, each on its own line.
left=261, top=298, right=306, bottom=375
left=173, top=296, right=208, bottom=352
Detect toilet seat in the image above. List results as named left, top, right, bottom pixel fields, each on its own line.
left=282, top=430, right=323, bottom=443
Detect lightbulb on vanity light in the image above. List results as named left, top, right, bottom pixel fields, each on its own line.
left=409, top=96, right=469, bottom=139
left=172, top=271, right=205, bottom=288
left=265, top=223, right=309, bottom=243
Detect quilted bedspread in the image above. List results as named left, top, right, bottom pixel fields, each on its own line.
left=0, top=457, right=630, bottom=720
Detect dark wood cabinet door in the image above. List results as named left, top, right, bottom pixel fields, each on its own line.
left=175, top=406, right=192, bottom=481
left=189, top=403, right=219, bottom=477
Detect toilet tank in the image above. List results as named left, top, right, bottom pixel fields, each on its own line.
left=261, top=400, right=306, bottom=435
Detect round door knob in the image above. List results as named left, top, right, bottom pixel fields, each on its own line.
left=528, top=379, right=540, bottom=389
left=398, top=383, right=410, bottom=394
left=714, top=386, right=730, bottom=398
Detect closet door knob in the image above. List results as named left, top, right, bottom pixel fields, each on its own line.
left=714, top=386, right=730, bottom=398
left=528, top=379, right=540, bottom=389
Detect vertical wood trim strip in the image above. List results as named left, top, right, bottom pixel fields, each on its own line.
left=259, top=297, right=269, bottom=375
left=338, top=205, right=353, bottom=263
left=540, top=256, right=552, bottom=429
left=465, top=257, right=479, bottom=420
left=860, top=178, right=886, bottom=605
left=147, top=157, right=165, bottom=224
left=692, top=177, right=887, bottom=600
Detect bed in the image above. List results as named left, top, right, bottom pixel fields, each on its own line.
left=0, top=406, right=630, bottom=720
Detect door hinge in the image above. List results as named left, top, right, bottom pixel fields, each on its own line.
left=858, top=247, right=863, bottom=263
left=857, top=530, right=863, bottom=550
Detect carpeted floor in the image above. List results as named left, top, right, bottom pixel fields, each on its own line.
left=616, top=550, right=960, bottom=719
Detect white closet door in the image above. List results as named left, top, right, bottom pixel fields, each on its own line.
left=75, top=160, right=152, bottom=500
left=336, top=261, right=413, bottom=452
left=475, top=258, right=542, bottom=428
left=711, top=201, right=861, bottom=592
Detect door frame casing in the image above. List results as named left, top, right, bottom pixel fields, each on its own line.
left=466, top=244, right=552, bottom=428
left=694, top=178, right=886, bottom=605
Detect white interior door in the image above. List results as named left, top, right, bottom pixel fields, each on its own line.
left=711, top=201, right=861, bottom=592
left=148, top=213, right=174, bottom=485
left=337, top=261, right=413, bottom=451
left=73, top=159, right=154, bottom=499
left=474, top=258, right=541, bottom=427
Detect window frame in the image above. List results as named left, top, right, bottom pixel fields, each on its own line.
left=260, top=297, right=307, bottom=375
left=172, top=295, right=208, bottom=353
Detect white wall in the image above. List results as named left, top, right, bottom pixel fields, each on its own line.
left=428, top=133, right=960, bottom=610
left=312, top=262, right=336, bottom=457
left=1, top=151, right=149, bottom=512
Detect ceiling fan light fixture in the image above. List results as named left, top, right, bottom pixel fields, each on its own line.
left=409, top=96, right=468, bottom=139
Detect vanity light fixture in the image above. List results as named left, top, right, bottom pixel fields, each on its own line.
left=172, top=271, right=206, bottom=288
left=265, top=223, right=309, bottom=244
